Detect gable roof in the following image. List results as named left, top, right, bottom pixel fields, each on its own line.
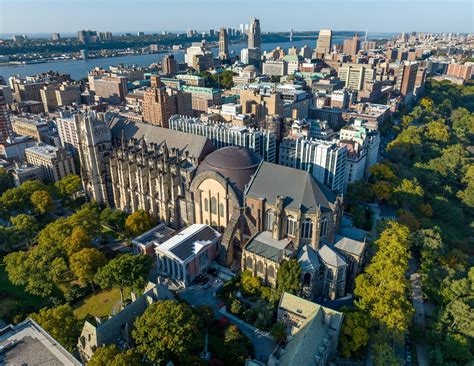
left=318, top=244, right=347, bottom=268
left=109, top=116, right=214, bottom=161
left=297, top=244, right=321, bottom=272
left=245, top=161, right=337, bottom=214
left=334, top=234, right=366, bottom=257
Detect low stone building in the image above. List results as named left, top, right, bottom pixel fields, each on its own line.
left=77, top=282, right=174, bottom=363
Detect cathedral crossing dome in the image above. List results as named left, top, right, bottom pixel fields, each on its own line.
left=197, top=146, right=262, bottom=194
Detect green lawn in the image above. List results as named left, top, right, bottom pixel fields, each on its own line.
left=73, top=287, right=131, bottom=320
left=0, top=263, right=49, bottom=322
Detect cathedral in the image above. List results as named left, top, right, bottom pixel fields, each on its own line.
left=77, top=112, right=366, bottom=300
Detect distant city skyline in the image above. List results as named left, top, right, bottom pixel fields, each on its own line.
left=1, top=0, right=472, bottom=34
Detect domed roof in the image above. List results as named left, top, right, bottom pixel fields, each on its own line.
left=197, top=146, right=262, bottom=195
left=243, top=64, right=258, bottom=73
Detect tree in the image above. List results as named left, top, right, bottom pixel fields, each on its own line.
left=0, top=180, right=48, bottom=213
left=397, top=210, right=420, bottom=231
left=195, top=304, right=214, bottom=329
left=277, top=259, right=301, bottom=295
left=340, top=309, right=371, bottom=358
left=70, top=248, right=107, bottom=286
left=88, top=345, right=120, bottom=366
left=94, top=254, right=152, bottom=304
left=101, top=208, right=128, bottom=232
left=441, top=332, right=473, bottom=363
left=240, top=270, right=261, bottom=296
left=54, top=174, right=82, bottom=204
left=270, top=321, right=286, bottom=343
left=64, top=226, right=91, bottom=256
left=393, top=178, right=424, bottom=210
left=372, top=181, right=393, bottom=202
left=354, top=222, right=414, bottom=334
left=373, top=342, right=401, bottom=366
left=350, top=205, right=367, bottom=228
left=418, top=203, right=433, bottom=217
left=230, top=299, right=242, bottom=315
left=88, top=345, right=143, bottom=366
left=30, top=305, right=79, bottom=352
left=0, top=167, right=13, bottom=195
left=124, top=209, right=154, bottom=237
left=30, top=190, right=55, bottom=214
left=10, top=214, right=38, bottom=244
left=368, top=163, right=397, bottom=182
left=222, top=324, right=252, bottom=365
left=4, top=243, right=66, bottom=297
left=132, top=300, right=202, bottom=364
left=67, top=203, right=102, bottom=235
left=425, top=120, right=450, bottom=143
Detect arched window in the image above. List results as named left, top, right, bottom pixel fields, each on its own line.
left=204, top=198, right=209, bottom=212
left=267, top=265, right=275, bottom=279
left=326, top=268, right=333, bottom=280
left=286, top=216, right=297, bottom=237
left=219, top=203, right=224, bottom=217
left=256, top=260, right=264, bottom=273
left=320, top=218, right=328, bottom=238
left=266, top=210, right=275, bottom=231
left=246, top=256, right=253, bottom=270
left=211, top=197, right=217, bottom=214
left=301, top=219, right=313, bottom=239
left=303, top=272, right=312, bottom=285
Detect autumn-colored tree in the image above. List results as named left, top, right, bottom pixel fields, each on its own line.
left=64, top=226, right=91, bottom=256
left=371, top=181, right=393, bottom=202
left=30, top=190, right=55, bottom=214
left=70, top=248, right=107, bottom=286
left=240, top=270, right=261, bottom=296
left=124, top=209, right=155, bottom=237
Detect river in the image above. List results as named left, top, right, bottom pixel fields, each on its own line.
left=0, top=35, right=395, bottom=80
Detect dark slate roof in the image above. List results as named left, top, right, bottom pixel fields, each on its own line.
left=244, top=231, right=292, bottom=263
left=109, top=116, right=214, bottom=161
left=245, top=161, right=337, bottom=213
left=197, top=146, right=262, bottom=195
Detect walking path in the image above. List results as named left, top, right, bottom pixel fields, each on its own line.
left=408, top=258, right=429, bottom=366
left=219, top=307, right=276, bottom=363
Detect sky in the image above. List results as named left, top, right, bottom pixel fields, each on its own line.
left=1, top=0, right=473, bottom=35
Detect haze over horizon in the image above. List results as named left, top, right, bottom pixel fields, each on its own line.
left=1, top=0, right=472, bottom=34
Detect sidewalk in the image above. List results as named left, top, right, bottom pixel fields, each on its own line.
left=219, top=307, right=276, bottom=363
left=408, top=258, right=429, bottom=366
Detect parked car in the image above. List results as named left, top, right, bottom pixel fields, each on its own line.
left=200, top=276, right=210, bottom=286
